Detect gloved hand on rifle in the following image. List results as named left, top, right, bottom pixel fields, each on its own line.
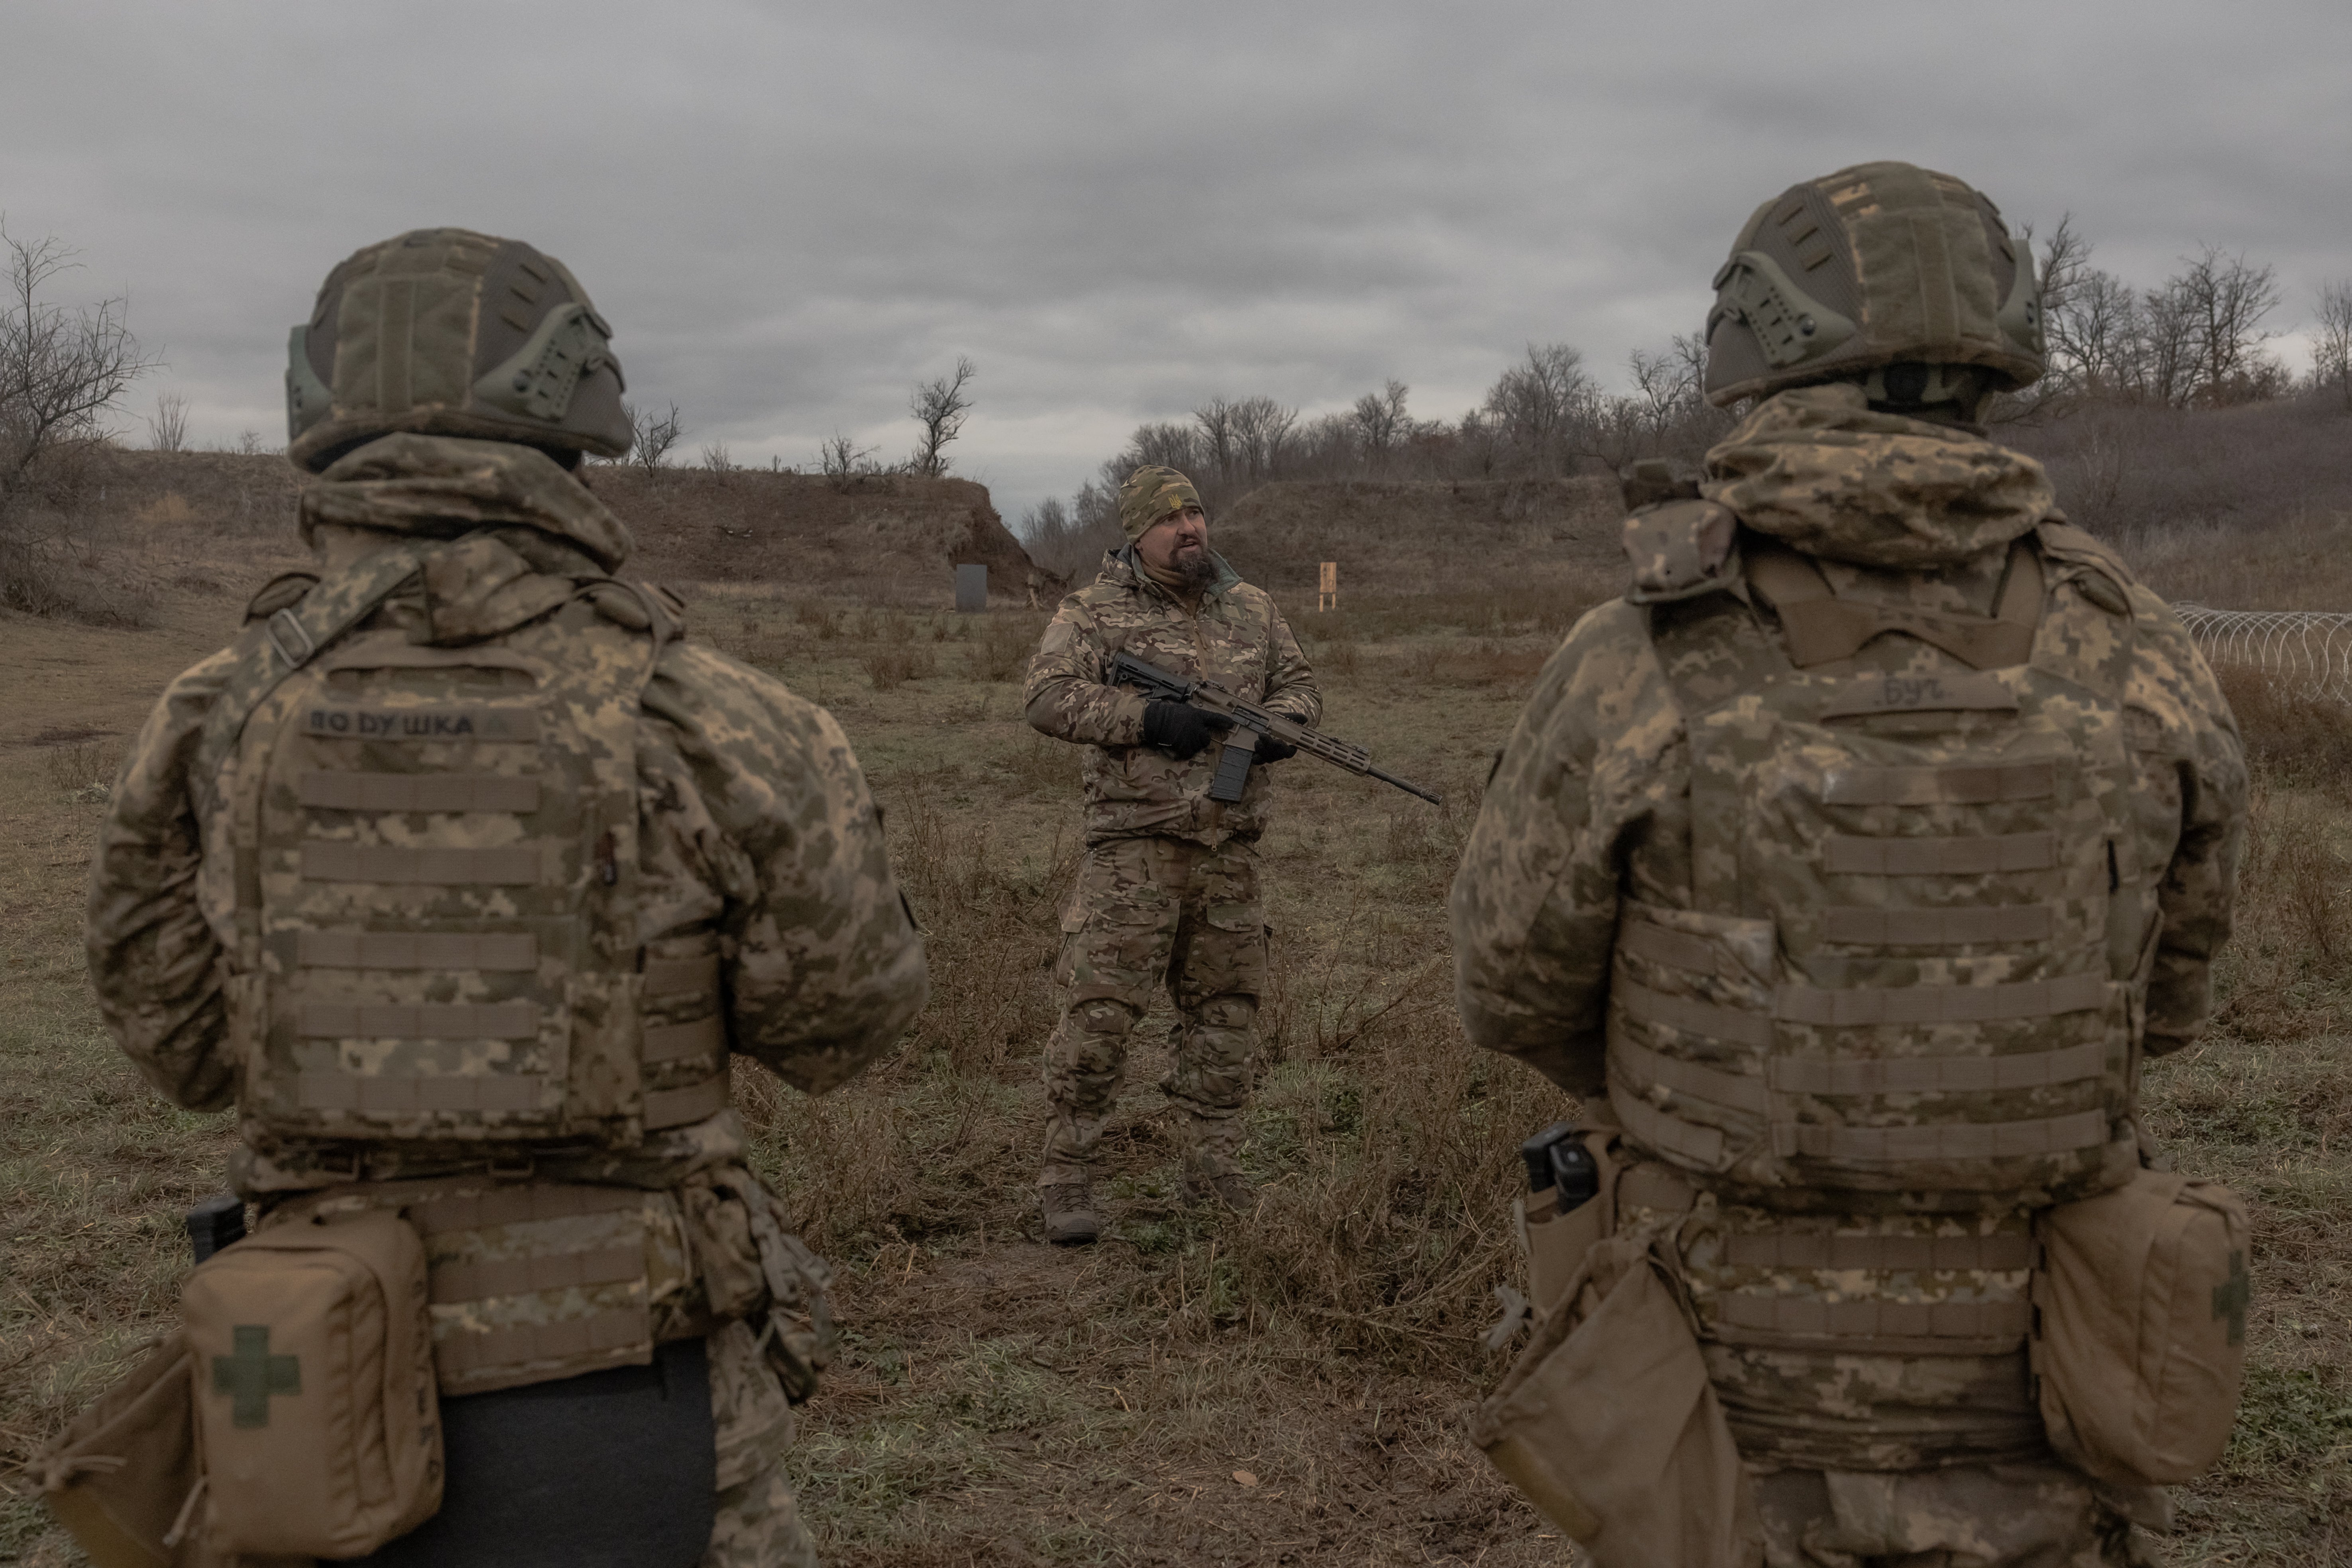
left=1253, top=736, right=1297, bottom=764
left=1142, top=700, right=1233, bottom=759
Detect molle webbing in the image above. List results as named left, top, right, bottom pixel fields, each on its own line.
left=1614, top=1026, right=2107, bottom=1106
left=1820, top=904, right=2053, bottom=945
left=299, top=1001, right=536, bottom=1039
left=301, top=843, right=542, bottom=885
left=428, top=1247, right=643, bottom=1304
left=1747, top=538, right=2045, bottom=671
left=1823, top=831, right=2053, bottom=875
left=299, top=771, right=542, bottom=812
left=299, top=931, right=538, bottom=970
left=1723, top=1232, right=2034, bottom=1271
left=1777, top=1110, right=2110, bottom=1164
left=297, top=1072, right=548, bottom=1114
left=411, top=1186, right=654, bottom=1389
left=1716, top=1295, right=2030, bottom=1345
left=1822, top=762, right=2053, bottom=805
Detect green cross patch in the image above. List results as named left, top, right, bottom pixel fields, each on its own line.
left=214, top=1325, right=301, bottom=1428
left=2212, top=1250, right=2251, bottom=1348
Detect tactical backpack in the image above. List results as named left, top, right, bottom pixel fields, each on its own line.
left=195, top=543, right=725, bottom=1152
left=1612, top=521, right=2151, bottom=1211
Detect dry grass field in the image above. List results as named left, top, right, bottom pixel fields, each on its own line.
left=3, top=448, right=2351, bottom=1565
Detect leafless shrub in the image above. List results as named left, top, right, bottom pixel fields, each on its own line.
left=623, top=399, right=684, bottom=476
left=698, top=441, right=732, bottom=478
left=863, top=643, right=937, bottom=690
left=909, top=356, right=975, bottom=478
left=2314, top=280, right=2352, bottom=411
left=145, top=393, right=188, bottom=453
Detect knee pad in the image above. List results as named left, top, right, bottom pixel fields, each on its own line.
left=1073, top=998, right=1140, bottom=1037
left=1190, top=995, right=1258, bottom=1034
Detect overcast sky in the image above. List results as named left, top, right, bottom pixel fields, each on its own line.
left=4, top=2, right=2347, bottom=527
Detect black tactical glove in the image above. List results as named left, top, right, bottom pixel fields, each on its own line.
left=1253, top=735, right=1298, bottom=764
left=1142, top=700, right=1233, bottom=760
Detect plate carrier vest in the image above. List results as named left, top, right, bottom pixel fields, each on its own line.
left=1614, top=524, right=2151, bottom=1212
left=195, top=542, right=726, bottom=1152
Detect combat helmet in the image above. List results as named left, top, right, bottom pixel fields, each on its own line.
left=1702, top=161, right=2045, bottom=408
left=285, top=228, right=632, bottom=471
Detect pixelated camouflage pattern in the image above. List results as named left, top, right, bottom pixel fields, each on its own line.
left=1752, top=1464, right=2150, bottom=1567
left=1116, top=463, right=1204, bottom=542
left=1450, top=389, right=2245, bottom=1466
left=1041, top=835, right=1267, bottom=1183
left=703, top=1315, right=819, bottom=1568
left=1024, top=546, right=1319, bottom=846
left=1703, top=384, right=2057, bottom=569
left=301, top=432, right=634, bottom=571
left=88, top=433, right=928, bottom=1194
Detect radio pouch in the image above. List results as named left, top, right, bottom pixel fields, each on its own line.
left=2032, top=1166, right=2252, bottom=1485
left=1472, top=1231, right=1759, bottom=1568
left=181, top=1209, right=442, bottom=1558
left=33, top=1332, right=204, bottom=1568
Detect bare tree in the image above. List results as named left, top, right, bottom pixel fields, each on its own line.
left=1484, top=343, right=1596, bottom=476
left=698, top=441, right=732, bottom=477
left=1226, top=396, right=1297, bottom=479
left=236, top=428, right=268, bottom=456
left=147, top=392, right=189, bottom=452
left=2138, top=279, right=2199, bottom=408
left=623, top=399, right=685, bottom=476
left=2175, top=246, right=2282, bottom=404
left=909, top=356, right=976, bottom=477
left=0, top=222, right=155, bottom=505
left=1348, top=380, right=1411, bottom=472
left=2315, top=280, right=2352, bottom=411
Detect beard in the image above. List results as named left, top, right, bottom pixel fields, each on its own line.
left=1166, top=543, right=1216, bottom=588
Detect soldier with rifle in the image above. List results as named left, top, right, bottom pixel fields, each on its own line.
left=1024, top=464, right=1434, bottom=1244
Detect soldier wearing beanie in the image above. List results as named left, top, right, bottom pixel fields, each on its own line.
left=1021, top=465, right=1320, bottom=1242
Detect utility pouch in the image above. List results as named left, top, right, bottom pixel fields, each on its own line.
left=2032, top=1166, right=2252, bottom=1485
left=741, top=1180, right=837, bottom=1403
left=1517, top=1124, right=1624, bottom=1315
left=181, top=1210, right=442, bottom=1558
left=1472, top=1232, right=1760, bottom=1568
left=33, top=1333, right=207, bottom=1568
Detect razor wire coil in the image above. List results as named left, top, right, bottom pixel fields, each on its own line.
left=2175, top=605, right=2352, bottom=701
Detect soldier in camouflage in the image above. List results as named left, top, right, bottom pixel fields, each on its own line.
left=1452, top=164, right=2246, bottom=1565
left=86, top=229, right=926, bottom=1567
left=1023, top=464, right=1320, bottom=1242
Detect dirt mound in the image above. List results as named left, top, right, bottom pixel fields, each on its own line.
left=64, top=452, right=1057, bottom=607
left=1212, top=476, right=1622, bottom=600
left=597, top=470, right=1059, bottom=605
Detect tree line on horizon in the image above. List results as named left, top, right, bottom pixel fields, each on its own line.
left=1021, top=215, right=2352, bottom=579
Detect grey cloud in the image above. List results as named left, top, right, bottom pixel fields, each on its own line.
left=4, top=0, right=2345, bottom=525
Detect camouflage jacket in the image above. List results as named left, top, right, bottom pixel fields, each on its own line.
left=86, top=435, right=929, bottom=1193
left=1451, top=385, right=2246, bottom=1103
left=1024, top=546, right=1320, bottom=846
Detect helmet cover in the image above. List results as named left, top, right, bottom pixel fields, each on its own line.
left=1702, top=161, right=2045, bottom=407
left=286, top=228, right=632, bottom=471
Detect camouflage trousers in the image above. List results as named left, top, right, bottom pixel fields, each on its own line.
left=705, top=1318, right=820, bottom=1568
left=1041, top=835, right=1268, bottom=1183
left=1751, top=1464, right=2155, bottom=1568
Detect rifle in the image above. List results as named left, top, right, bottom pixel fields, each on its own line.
left=1111, top=651, right=1442, bottom=806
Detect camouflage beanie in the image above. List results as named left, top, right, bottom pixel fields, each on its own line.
left=1118, top=465, right=1203, bottom=543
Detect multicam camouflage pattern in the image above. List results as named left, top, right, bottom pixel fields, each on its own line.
left=89, top=432, right=928, bottom=1193
left=1704, top=161, right=2046, bottom=407
left=1451, top=387, right=2245, bottom=1467
left=1024, top=546, right=1319, bottom=847
left=1041, top=835, right=1268, bottom=1182
left=1116, top=463, right=1204, bottom=542
left=1751, top=1464, right=2150, bottom=1567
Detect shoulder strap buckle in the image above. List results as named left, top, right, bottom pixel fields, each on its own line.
left=264, top=607, right=318, bottom=669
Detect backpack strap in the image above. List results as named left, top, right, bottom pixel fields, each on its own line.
left=195, top=543, right=438, bottom=812
left=1746, top=537, right=2045, bottom=670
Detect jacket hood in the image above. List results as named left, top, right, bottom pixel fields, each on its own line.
left=299, top=432, right=634, bottom=572
left=1700, top=383, right=2055, bottom=570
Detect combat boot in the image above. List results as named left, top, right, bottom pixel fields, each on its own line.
left=1039, top=1176, right=1099, bottom=1246
left=1180, top=1148, right=1254, bottom=1214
